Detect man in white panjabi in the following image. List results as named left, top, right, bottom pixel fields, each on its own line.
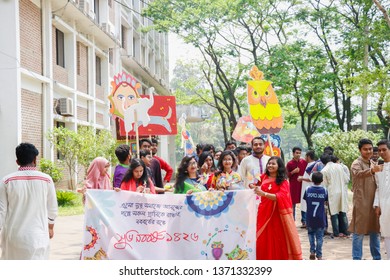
left=238, top=136, right=270, bottom=189
left=321, top=154, right=350, bottom=237
left=0, top=143, right=58, bottom=260
left=374, top=139, right=390, bottom=259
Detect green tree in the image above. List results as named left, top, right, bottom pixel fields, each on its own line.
left=76, top=126, right=117, bottom=172
left=143, top=0, right=298, bottom=142
left=296, top=1, right=355, bottom=131
left=171, top=59, right=247, bottom=143
left=47, top=126, right=117, bottom=190
left=47, top=127, right=82, bottom=190
left=264, top=41, right=334, bottom=148
left=334, top=0, right=389, bottom=135
left=373, top=0, right=390, bottom=27
left=297, top=0, right=389, bottom=134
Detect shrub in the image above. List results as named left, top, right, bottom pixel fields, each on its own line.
left=312, top=129, right=383, bottom=168
left=39, top=158, right=63, bottom=183
left=56, top=190, right=78, bottom=207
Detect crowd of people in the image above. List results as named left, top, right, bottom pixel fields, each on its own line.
left=1, top=137, right=390, bottom=260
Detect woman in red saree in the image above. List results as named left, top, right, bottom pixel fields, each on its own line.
left=255, top=156, right=302, bottom=260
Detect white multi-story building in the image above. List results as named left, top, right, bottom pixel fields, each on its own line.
left=0, top=0, right=175, bottom=184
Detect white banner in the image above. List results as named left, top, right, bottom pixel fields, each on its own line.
left=81, top=190, right=257, bottom=260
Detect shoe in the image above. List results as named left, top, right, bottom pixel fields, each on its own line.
left=317, top=256, right=323, bottom=260
left=300, top=223, right=306, bottom=229
left=309, top=253, right=315, bottom=260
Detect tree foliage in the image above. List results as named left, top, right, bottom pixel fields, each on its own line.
left=39, top=158, right=63, bottom=184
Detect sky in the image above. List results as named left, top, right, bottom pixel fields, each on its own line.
left=168, top=33, right=200, bottom=79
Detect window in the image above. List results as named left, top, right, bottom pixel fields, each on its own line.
left=56, top=121, right=65, bottom=129
left=121, top=25, right=126, bottom=49
left=96, top=56, right=102, bottom=86
left=108, top=48, right=113, bottom=64
left=141, top=45, right=146, bottom=65
left=132, top=37, right=136, bottom=57
left=148, top=51, right=153, bottom=70
left=94, top=0, right=100, bottom=22
left=56, top=29, right=65, bottom=67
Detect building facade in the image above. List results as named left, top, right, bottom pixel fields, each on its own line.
left=0, top=0, right=175, bottom=184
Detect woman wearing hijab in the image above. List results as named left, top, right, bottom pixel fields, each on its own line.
left=84, top=157, right=111, bottom=190
left=78, top=157, right=111, bottom=203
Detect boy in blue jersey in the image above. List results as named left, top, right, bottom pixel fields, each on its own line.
left=303, top=172, right=328, bottom=260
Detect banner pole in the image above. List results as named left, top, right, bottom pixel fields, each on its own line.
left=135, top=110, right=140, bottom=159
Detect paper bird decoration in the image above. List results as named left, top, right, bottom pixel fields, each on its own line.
left=247, top=66, right=283, bottom=134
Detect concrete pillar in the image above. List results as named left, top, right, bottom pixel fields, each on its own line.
left=42, top=0, right=54, bottom=160
left=0, top=1, right=21, bottom=177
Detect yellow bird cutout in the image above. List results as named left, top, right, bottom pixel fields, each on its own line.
left=247, top=66, right=283, bottom=134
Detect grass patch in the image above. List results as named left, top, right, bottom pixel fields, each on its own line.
left=56, top=190, right=84, bottom=216
left=58, top=204, right=84, bottom=216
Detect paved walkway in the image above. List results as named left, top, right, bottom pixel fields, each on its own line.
left=297, top=189, right=386, bottom=260
left=49, top=215, right=84, bottom=260
left=296, top=214, right=386, bottom=260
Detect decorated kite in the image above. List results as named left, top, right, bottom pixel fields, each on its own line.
left=247, top=66, right=283, bottom=156
left=232, top=115, right=261, bottom=143
left=178, top=113, right=196, bottom=157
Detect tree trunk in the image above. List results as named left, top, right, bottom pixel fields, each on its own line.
left=373, top=0, right=390, bottom=28
left=376, top=90, right=390, bottom=137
